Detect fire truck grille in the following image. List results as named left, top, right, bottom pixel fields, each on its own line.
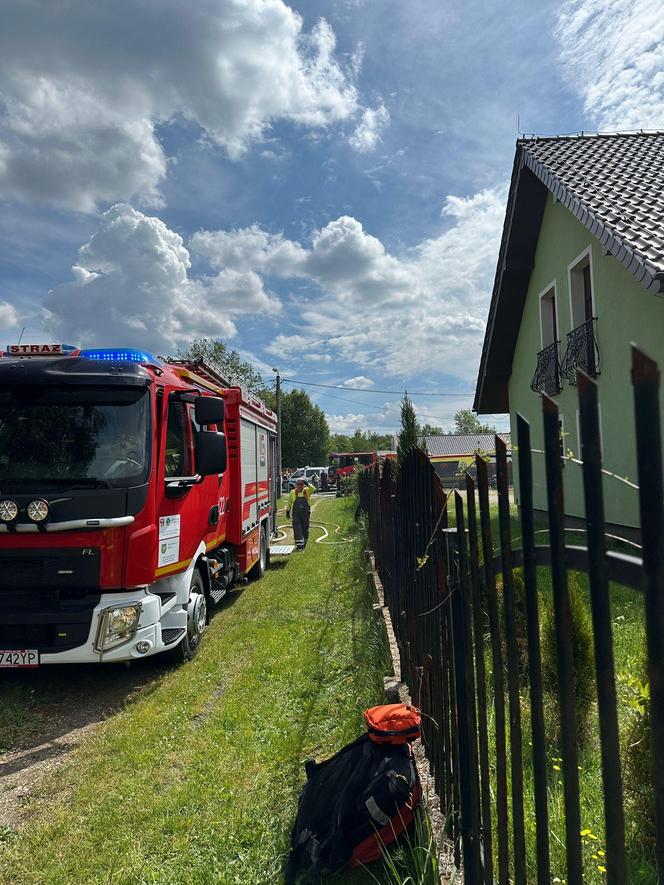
left=0, top=549, right=102, bottom=652
left=0, top=548, right=100, bottom=589
left=4, top=559, right=42, bottom=584
left=0, top=588, right=101, bottom=653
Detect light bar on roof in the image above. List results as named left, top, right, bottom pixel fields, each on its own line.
left=79, top=348, right=163, bottom=365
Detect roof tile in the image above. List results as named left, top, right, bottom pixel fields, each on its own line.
left=522, top=132, right=664, bottom=275
left=420, top=433, right=511, bottom=457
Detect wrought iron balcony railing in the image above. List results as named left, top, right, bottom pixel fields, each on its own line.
left=531, top=341, right=561, bottom=396
left=560, top=317, right=600, bottom=383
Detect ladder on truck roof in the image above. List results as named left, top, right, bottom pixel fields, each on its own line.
left=166, top=358, right=233, bottom=392
left=167, top=358, right=275, bottom=420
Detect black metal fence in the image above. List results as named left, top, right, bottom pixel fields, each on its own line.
left=359, top=347, right=664, bottom=885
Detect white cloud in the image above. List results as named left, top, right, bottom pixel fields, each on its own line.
left=556, top=0, right=664, bottom=129
left=39, top=184, right=504, bottom=380
left=0, top=1, right=359, bottom=211
left=0, top=300, right=19, bottom=331
left=349, top=103, right=390, bottom=152
left=327, top=412, right=368, bottom=433
left=196, top=184, right=506, bottom=381
left=343, top=375, right=374, bottom=388
left=266, top=333, right=325, bottom=357
left=207, top=268, right=281, bottom=316
left=191, top=225, right=306, bottom=277
left=42, top=203, right=294, bottom=353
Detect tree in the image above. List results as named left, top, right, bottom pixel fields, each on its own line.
left=329, top=429, right=394, bottom=452
left=280, top=389, right=330, bottom=467
left=452, top=409, right=495, bottom=435
left=419, top=423, right=445, bottom=436
left=397, top=393, right=419, bottom=468
left=176, top=338, right=266, bottom=395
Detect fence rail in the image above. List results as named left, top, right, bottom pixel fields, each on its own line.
left=359, top=347, right=664, bottom=885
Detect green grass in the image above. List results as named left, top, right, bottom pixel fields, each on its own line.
left=0, top=496, right=391, bottom=885
left=446, top=496, right=655, bottom=880
left=482, top=564, right=655, bottom=881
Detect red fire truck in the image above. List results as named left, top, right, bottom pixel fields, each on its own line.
left=328, top=452, right=378, bottom=486
left=0, top=345, right=278, bottom=666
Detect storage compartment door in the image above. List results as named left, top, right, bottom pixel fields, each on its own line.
left=240, top=418, right=258, bottom=535
left=256, top=428, right=270, bottom=527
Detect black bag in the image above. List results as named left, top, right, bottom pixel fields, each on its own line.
left=285, top=733, right=420, bottom=883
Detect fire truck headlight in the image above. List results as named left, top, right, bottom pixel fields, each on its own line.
left=95, top=604, right=142, bottom=651
left=0, top=500, right=18, bottom=522
left=26, top=499, right=49, bottom=523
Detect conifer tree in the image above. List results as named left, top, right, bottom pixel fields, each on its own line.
left=397, top=392, right=418, bottom=469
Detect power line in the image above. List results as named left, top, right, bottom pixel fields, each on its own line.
left=280, top=377, right=475, bottom=396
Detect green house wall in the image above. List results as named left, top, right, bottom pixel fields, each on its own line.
left=508, top=192, right=664, bottom=531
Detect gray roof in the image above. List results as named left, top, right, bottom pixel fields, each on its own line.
left=523, top=133, right=664, bottom=284
left=421, top=433, right=511, bottom=457
left=475, top=132, right=664, bottom=413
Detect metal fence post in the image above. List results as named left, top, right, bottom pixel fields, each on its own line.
left=466, top=474, right=494, bottom=885
left=495, top=436, right=526, bottom=885
left=476, top=454, right=510, bottom=885
left=631, top=346, right=664, bottom=881
left=577, top=370, right=627, bottom=884
left=515, top=413, right=551, bottom=885
left=542, top=394, right=583, bottom=885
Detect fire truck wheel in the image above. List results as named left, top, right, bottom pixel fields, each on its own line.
left=172, top=571, right=207, bottom=663
left=253, top=524, right=268, bottom=580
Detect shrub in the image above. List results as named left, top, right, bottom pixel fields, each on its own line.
left=337, top=469, right=360, bottom=498
left=622, top=678, right=656, bottom=857
left=541, top=574, right=596, bottom=745
left=497, top=568, right=529, bottom=684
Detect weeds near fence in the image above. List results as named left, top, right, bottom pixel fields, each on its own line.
left=370, top=811, right=442, bottom=885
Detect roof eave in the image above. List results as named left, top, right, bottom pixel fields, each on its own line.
left=474, top=145, right=547, bottom=413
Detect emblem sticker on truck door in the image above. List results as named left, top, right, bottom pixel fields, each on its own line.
left=158, top=515, right=181, bottom=567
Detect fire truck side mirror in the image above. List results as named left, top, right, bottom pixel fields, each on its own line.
left=196, top=430, right=227, bottom=476
left=194, top=395, right=225, bottom=426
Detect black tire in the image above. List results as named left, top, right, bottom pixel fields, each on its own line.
left=169, top=570, right=208, bottom=663
left=253, top=524, right=268, bottom=580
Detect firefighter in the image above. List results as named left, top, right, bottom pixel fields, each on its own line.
left=286, top=476, right=315, bottom=551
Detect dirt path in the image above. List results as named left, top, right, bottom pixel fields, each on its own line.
left=0, top=661, right=162, bottom=829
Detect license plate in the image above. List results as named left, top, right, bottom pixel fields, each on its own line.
left=0, top=649, right=39, bottom=668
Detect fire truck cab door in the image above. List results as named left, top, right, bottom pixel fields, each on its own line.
left=156, top=397, right=217, bottom=578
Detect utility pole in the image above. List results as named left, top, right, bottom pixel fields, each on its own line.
left=272, top=367, right=282, bottom=489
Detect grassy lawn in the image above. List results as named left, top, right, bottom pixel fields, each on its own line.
left=445, top=495, right=655, bottom=879
left=482, top=571, right=653, bottom=883
left=0, top=496, right=391, bottom=884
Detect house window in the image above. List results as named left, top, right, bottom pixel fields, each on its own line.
left=539, top=285, right=558, bottom=349
left=569, top=249, right=595, bottom=329
left=560, top=248, right=599, bottom=382
left=531, top=283, right=561, bottom=396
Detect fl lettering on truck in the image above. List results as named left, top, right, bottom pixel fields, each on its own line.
left=0, top=345, right=280, bottom=667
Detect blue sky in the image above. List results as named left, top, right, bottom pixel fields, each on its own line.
left=1, top=0, right=662, bottom=434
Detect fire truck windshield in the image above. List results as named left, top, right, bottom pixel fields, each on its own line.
left=0, top=388, right=150, bottom=491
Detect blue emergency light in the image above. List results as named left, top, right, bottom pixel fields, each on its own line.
left=79, top=348, right=163, bottom=366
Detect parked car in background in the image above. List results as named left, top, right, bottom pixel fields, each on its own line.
left=288, top=467, right=327, bottom=490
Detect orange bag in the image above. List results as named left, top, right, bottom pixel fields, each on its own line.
left=363, top=703, right=421, bottom=745
left=351, top=775, right=421, bottom=866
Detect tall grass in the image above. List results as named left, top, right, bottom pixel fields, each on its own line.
left=484, top=570, right=655, bottom=882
